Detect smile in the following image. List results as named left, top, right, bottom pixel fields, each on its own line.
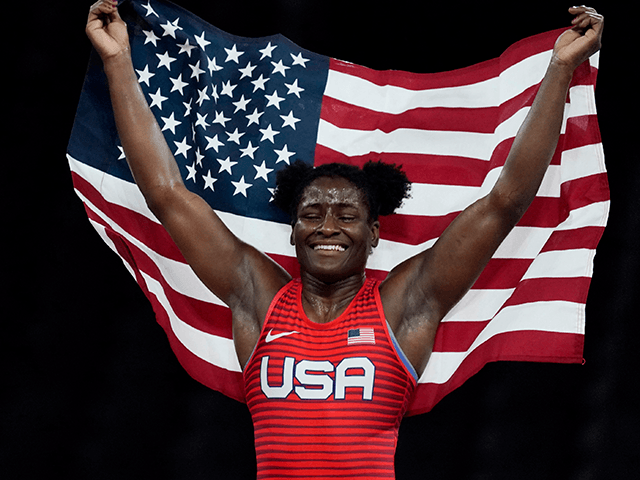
left=313, top=244, right=346, bottom=252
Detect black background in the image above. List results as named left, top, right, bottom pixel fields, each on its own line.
left=6, top=1, right=638, bottom=479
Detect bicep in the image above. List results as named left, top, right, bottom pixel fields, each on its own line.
left=149, top=185, right=291, bottom=313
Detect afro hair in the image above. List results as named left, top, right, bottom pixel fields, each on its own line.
left=272, top=160, right=412, bottom=224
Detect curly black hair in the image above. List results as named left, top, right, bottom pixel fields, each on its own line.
left=272, top=160, right=412, bottom=224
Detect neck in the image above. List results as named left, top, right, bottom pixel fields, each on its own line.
left=300, top=272, right=366, bottom=324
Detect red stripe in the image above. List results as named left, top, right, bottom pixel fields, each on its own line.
left=72, top=171, right=185, bottom=262
left=503, top=276, right=593, bottom=308
left=541, top=226, right=606, bottom=252
left=315, top=145, right=490, bottom=186
left=327, top=29, right=567, bottom=91
left=407, top=330, right=584, bottom=416
left=321, top=96, right=499, bottom=133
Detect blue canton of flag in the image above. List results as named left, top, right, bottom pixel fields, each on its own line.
left=69, top=0, right=329, bottom=224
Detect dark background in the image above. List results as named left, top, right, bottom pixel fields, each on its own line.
left=6, top=1, right=638, bottom=479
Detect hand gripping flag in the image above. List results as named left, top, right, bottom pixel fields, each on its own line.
left=67, top=0, right=609, bottom=415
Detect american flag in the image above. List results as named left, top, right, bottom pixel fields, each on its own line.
left=67, top=0, right=608, bottom=416
left=348, top=328, right=376, bottom=346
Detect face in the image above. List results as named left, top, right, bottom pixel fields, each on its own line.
left=291, top=176, right=380, bottom=284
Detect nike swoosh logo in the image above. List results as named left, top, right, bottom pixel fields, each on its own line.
left=265, top=329, right=299, bottom=343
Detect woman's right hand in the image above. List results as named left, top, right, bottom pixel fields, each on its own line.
left=86, top=0, right=130, bottom=62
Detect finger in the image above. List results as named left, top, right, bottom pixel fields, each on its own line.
left=568, top=6, right=596, bottom=15
left=571, top=11, right=603, bottom=30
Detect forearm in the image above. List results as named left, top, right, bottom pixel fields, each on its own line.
left=492, top=61, right=574, bottom=219
left=103, top=51, right=184, bottom=205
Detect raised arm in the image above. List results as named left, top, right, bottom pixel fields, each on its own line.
left=381, top=7, right=604, bottom=375
left=85, top=1, right=291, bottom=365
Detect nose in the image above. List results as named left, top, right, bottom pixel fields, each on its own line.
left=316, top=213, right=340, bottom=236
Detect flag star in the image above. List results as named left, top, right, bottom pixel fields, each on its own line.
left=251, top=74, right=269, bottom=92
left=161, top=18, right=182, bottom=38
left=161, top=112, right=182, bottom=133
left=238, top=62, right=257, bottom=79
left=231, top=175, right=252, bottom=197
left=239, top=141, right=259, bottom=159
left=185, top=161, right=197, bottom=182
left=290, top=52, right=310, bottom=67
left=226, top=128, right=245, bottom=145
left=285, top=79, right=304, bottom=98
left=212, top=110, right=231, bottom=127
left=117, top=145, right=126, bottom=160
left=246, top=108, right=264, bottom=126
left=195, top=148, right=205, bottom=167
left=224, top=44, right=244, bottom=63
left=205, top=134, right=224, bottom=152
left=195, top=112, right=210, bottom=129
left=177, top=39, right=196, bottom=57
left=232, top=95, right=251, bottom=113
left=189, top=60, right=205, bottom=81
left=156, top=51, right=176, bottom=71
left=259, top=124, right=279, bottom=143
left=142, top=1, right=158, bottom=17
left=217, top=156, right=237, bottom=175
left=253, top=161, right=274, bottom=182
left=174, top=137, right=192, bottom=158
left=136, top=65, right=155, bottom=86
left=259, top=42, right=277, bottom=60
left=197, top=85, right=210, bottom=106
left=149, top=88, right=168, bottom=109
left=170, top=73, right=189, bottom=94
left=143, top=29, right=160, bottom=47
left=220, top=80, right=237, bottom=98
left=202, top=170, right=217, bottom=191
left=280, top=110, right=301, bottom=130
left=271, top=59, right=290, bottom=77
left=274, top=144, right=296, bottom=164
left=183, top=98, right=193, bottom=117
left=207, top=55, right=223, bottom=74
left=265, top=89, right=285, bottom=109
left=195, top=31, right=211, bottom=50
left=211, top=84, right=220, bottom=103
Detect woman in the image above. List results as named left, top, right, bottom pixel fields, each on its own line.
left=86, top=2, right=603, bottom=478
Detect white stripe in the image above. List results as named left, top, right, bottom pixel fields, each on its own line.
left=522, top=249, right=596, bottom=280
left=420, top=300, right=585, bottom=384
left=443, top=288, right=515, bottom=322
left=557, top=201, right=609, bottom=230
left=317, top=118, right=496, bottom=160
left=561, top=143, right=607, bottom=184
left=325, top=50, right=553, bottom=113
left=141, top=272, right=242, bottom=373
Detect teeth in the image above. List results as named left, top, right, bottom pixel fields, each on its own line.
left=314, top=244, right=345, bottom=252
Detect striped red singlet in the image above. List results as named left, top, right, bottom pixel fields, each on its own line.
left=243, top=278, right=418, bottom=479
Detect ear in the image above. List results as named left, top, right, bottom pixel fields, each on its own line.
left=370, top=220, right=380, bottom=248
left=290, top=227, right=295, bottom=246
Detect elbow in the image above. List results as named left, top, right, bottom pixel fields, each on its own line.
left=487, top=187, right=533, bottom=227
left=143, top=183, right=185, bottom=220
